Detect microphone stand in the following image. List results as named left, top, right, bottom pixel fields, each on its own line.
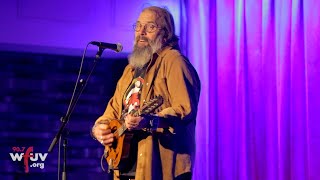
left=48, top=47, right=106, bottom=180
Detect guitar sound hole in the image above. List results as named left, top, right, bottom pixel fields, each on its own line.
left=111, top=126, right=118, bottom=133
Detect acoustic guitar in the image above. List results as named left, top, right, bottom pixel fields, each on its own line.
left=104, top=95, right=163, bottom=172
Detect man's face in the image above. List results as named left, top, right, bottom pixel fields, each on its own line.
left=134, top=10, right=161, bottom=48
left=128, top=10, right=164, bottom=68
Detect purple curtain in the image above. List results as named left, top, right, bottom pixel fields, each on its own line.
left=184, top=0, right=320, bottom=179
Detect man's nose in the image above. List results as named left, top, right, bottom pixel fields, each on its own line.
left=139, top=25, right=147, bottom=35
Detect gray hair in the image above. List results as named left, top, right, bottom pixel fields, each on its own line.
left=142, top=6, right=180, bottom=49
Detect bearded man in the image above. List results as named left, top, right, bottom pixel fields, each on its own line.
left=92, top=6, right=201, bottom=180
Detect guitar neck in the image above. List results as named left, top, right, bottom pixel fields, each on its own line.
left=116, top=96, right=163, bottom=136
left=117, top=110, right=143, bottom=136
left=117, top=123, right=127, bottom=137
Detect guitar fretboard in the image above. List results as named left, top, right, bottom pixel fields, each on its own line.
left=115, top=96, right=163, bottom=137
left=117, top=124, right=127, bottom=137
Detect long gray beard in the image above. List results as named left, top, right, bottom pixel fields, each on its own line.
left=128, top=35, right=163, bottom=68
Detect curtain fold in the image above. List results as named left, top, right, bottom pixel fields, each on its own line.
left=184, top=0, right=320, bottom=179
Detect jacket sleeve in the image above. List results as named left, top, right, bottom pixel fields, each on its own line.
left=158, top=52, right=201, bottom=123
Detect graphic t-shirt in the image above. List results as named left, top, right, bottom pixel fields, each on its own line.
left=120, top=66, right=147, bottom=177
left=123, top=66, right=147, bottom=114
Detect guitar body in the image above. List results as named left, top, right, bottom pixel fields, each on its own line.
left=104, top=96, right=163, bottom=172
left=104, top=119, right=137, bottom=172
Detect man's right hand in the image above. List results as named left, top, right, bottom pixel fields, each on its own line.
left=92, top=119, right=114, bottom=147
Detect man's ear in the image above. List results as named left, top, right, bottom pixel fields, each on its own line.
left=163, top=38, right=167, bottom=44
left=161, top=30, right=168, bottom=43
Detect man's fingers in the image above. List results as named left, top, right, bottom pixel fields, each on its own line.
left=94, top=128, right=110, bottom=135
left=105, top=133, right=114, bottom=139
left=99, top=133, right=113, bottom=141
left=100, top=129, right=111, bottom=135
left=128, top=122, right=137, bottom=126
left=99, top=134, right=114, bottom=145
left=93, top=126, right=111, bottom=140
left=124, top=115, right=144, bottom=130
left=100, top=140, right=112, bottom=146
left=96, top=130, right=113, bottom=140
left=105, top=137, right=114, bottom=144
left=97, top=124, right=110, bottom=130
left=104, top=142, right=113, bottom=147
left=126, top=124, right=133, bottom=131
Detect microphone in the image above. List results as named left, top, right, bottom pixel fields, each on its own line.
left=90, top=41, right=123, bottom=53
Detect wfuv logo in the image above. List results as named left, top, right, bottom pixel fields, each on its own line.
left=9, top=146, right=48, bottom=173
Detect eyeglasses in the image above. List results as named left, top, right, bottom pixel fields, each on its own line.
left=133, top=22, right=161, bottom=33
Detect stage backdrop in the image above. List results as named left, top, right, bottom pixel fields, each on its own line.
left=185, top=0, right=320, bottom=180
left=1, top=0, right=320, bottom=180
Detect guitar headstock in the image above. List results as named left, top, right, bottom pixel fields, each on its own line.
left=139, top=95, right=164, bottom=115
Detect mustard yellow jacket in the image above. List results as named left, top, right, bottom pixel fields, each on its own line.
left=96, top=46, right=201, bottom=180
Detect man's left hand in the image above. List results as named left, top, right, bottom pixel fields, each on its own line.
left=124, top=114, right=148, bottom=130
